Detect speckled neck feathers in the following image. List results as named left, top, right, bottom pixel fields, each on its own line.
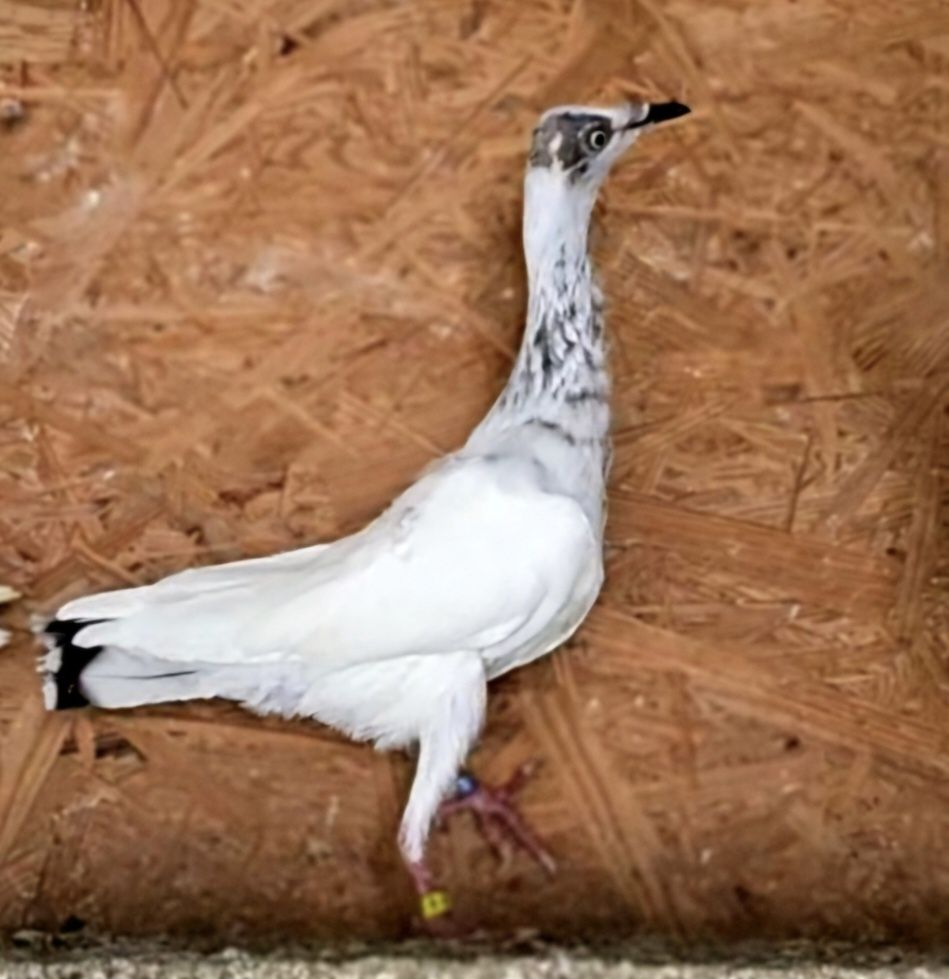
left=509, top=240, right=607, bottom=413
left=472, top=166, right=610, bottom=452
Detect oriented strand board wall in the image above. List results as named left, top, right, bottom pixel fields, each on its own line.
left=1, top=0, right=948, bottom=943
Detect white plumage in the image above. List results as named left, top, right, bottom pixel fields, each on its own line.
left=38, top=99, right=689, bottom=899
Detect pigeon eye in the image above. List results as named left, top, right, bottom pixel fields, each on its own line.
left=584, top=126, right=610, bottom=152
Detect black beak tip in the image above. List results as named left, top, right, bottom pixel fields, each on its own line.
left=644, top=101, right=691, bottom=125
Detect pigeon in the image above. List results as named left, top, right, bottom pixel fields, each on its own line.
left=37, top=99, right=690, bottom=923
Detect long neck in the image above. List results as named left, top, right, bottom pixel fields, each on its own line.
left=495, top=168, right=610, bottom=420
left=467, top=167, right=612, bottom=519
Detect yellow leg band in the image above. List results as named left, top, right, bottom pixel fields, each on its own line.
left=420, top=889, right=451, bottom=919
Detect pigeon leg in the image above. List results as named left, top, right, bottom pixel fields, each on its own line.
left=403, top=856, right=455, bottom=931
left=437, top=761, right=556, bottom=875
left=396, top=653, right=487, bottom=931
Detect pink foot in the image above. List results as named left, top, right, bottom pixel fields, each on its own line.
left=438, top=761, right=556, bottom=875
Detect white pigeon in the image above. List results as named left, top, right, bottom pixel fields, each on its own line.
left=38, top=99, right=690, bottom=923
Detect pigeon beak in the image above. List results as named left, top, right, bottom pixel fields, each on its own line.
left=625, top=101, right=691, bottom=130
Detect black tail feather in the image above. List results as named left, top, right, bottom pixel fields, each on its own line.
left=41, top=618, right=107, bottom=710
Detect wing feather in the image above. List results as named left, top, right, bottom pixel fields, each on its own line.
left=66, top=454, right=595, bottom=669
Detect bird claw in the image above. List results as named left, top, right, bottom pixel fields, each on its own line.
left=403, top=761, right=554, bottom=935
left=439, top=761, right=556, bottom=876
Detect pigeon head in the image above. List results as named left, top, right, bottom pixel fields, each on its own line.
left=527, top=101, right=690, bottom=189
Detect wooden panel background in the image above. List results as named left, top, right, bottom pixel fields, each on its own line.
left=0, top=0, right=947, bottom=943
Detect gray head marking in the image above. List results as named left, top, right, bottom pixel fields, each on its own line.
left=526, top=102, right=689, bottom=184
left=528, top=112, right=614, bottom=177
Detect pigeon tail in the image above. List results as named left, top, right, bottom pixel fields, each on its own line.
left=35, top=614, right=300, bottom=715
left=37, top=617, right=108, bottom=710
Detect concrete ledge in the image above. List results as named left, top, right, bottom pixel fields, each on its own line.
left=1, top=942, right=946, bottom=979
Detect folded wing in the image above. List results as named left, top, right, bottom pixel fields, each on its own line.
left=58, top=454, right=595, bottom=671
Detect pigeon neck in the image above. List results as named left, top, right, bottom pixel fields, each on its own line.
left=522, top=169, right=595, bottom=282
left=505, top=169, right=608, bottom=408
left=467, top=167, right=611, bottom=506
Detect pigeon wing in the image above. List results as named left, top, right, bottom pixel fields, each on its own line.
left=63, top=454, right=596, bottom=669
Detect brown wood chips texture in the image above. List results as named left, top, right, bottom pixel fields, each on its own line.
left=0, top=0, right=948, bottom=946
